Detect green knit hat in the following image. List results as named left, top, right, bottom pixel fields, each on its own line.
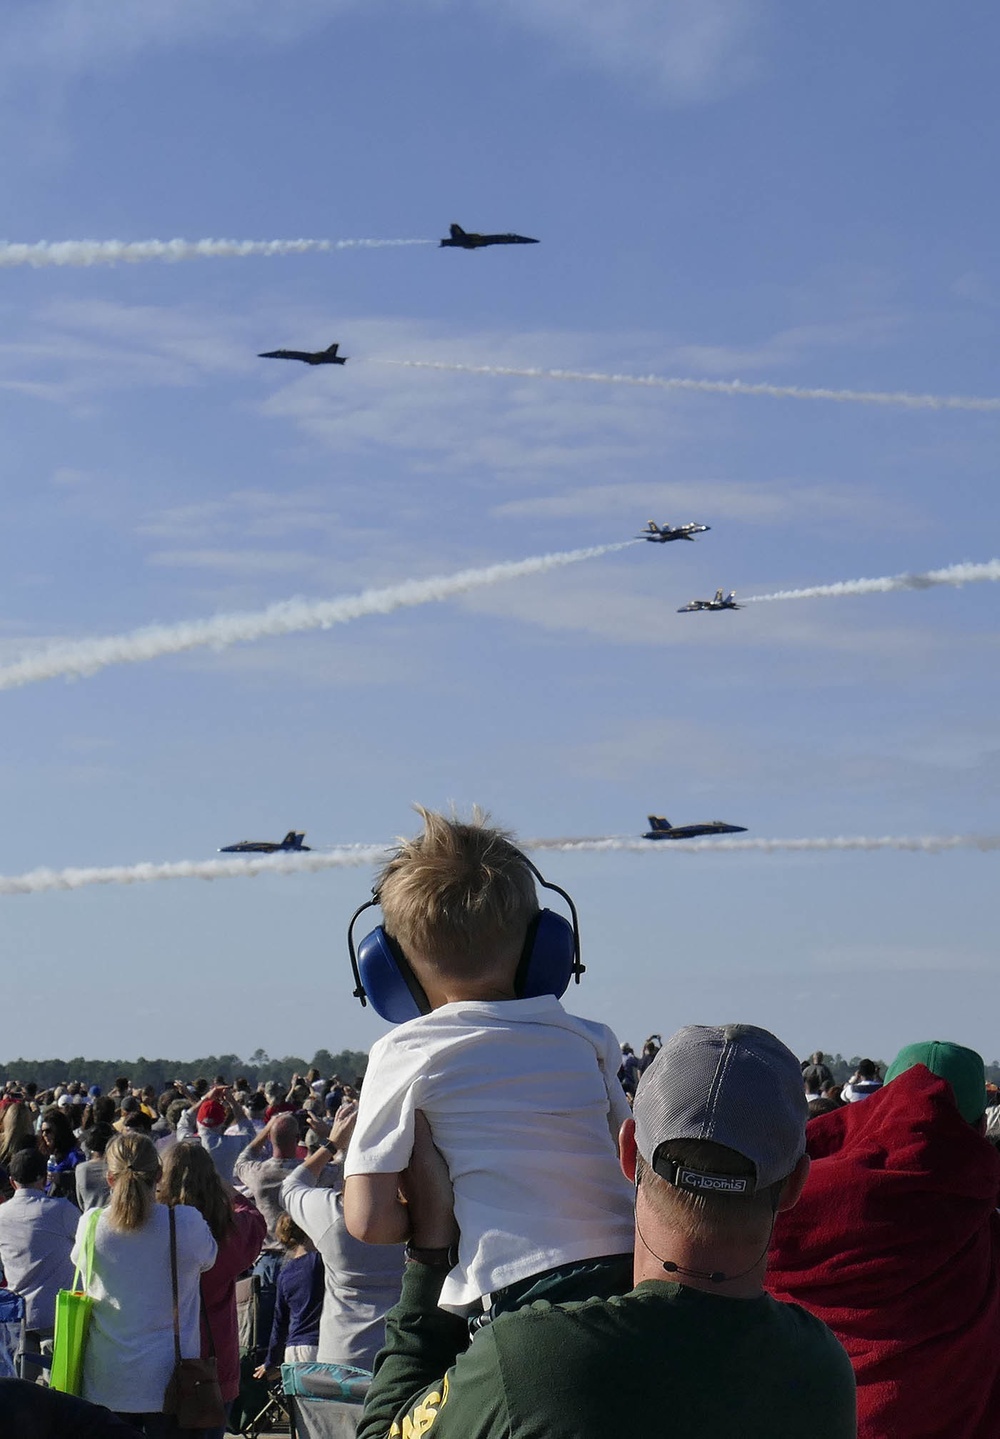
left=885, top=1040, right=987, bottom=1125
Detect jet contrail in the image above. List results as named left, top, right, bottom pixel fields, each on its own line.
left=0, top=542, right=633, bottom=693
left=377, top=359, right=1000, bottom=415
left=524, top=835, right=1000, bottom=855
left=1, top=832, right=996, bottom=897
left=744, top=558, right=1000, bottom=603
left=0, top=238, right=435, bottom=268
left=0, top=847, right=389, bottom=896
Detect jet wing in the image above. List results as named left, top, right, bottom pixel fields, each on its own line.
left=259, top=349, right=315, bottom=362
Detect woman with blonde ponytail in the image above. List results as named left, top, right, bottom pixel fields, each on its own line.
left=71, top=1133, right=217, bottom=1433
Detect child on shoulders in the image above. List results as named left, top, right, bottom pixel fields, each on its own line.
left=343, top=808, right=634, bottom=1318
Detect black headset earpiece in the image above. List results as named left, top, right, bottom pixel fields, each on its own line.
left=347, top=854, right=584, bottom=1024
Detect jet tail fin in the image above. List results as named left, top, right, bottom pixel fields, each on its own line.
left=450, top=224, right=466, bottom=238
left=281, top=831, right=302, bottom=849
left=647, top=815, right=670, bottom=831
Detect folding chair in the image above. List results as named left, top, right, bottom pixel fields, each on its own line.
left=0, top=1289, right=21, bottom=1378
left=230, top=1274, right=291, bottom=1437
left=281, top=1362, right=370, bottom=1439
left=0, top=1289, right=51, bottom=1383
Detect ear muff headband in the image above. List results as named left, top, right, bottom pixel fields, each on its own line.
left=347, top=854, right=585, bottom=1024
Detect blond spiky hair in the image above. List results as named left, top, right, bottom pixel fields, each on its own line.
left=377, top=806, right=538, bottom=972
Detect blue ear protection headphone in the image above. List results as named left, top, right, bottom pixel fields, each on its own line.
left=347, top=855, right=584, bottom=1024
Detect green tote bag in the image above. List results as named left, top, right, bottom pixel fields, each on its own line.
left=50, top=1206, right=101, bottom=1395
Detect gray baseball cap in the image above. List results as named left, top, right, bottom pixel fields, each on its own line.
left=633, top=1023, right=807, bottom=1194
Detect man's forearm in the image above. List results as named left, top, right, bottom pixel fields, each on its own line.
left=357, top=1264, right=475, bottom=1439
left=302, top=1142, right=340, bottom=1181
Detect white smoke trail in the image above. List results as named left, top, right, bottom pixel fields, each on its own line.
left=1, top=832, right=997, bottom=897
left=0, top=238, right=435, bottom=268
left=0, top=542, right=634, bottom=693
left=377, top=358, right=1000, bottom=415
left=745, top=559, right=1000, bottom=604
left=524, top=835, right=1000, bottom=855
left=0, top=847, right=389, bottom=896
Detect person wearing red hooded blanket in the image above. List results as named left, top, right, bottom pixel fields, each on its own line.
left=768, top=1040, right=1000, bottom=1439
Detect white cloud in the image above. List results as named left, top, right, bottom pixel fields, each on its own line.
left=492, top=478, right=887, bottom=526
left=454, top=557, right=990, bottom=665
left=482, top=0, right=769, bottom=101
left=0, top=300, right=253, bottom=401
left=138, top=490, right=351, bottom=545
left=0, top=0, right=769, bottom=104
left=147, top=548, right=318, bottom=576
left=0, top=1, right=347, bottom=82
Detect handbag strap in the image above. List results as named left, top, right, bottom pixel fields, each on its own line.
left=168, top=1204, right=182, bottom=1370
left=168, top=1204, right=217, bottom=1362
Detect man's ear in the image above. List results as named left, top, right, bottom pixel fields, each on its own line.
left=619, top=1117, right=637, bottom=1184
left=776, top=1153, right=811, bottom=1213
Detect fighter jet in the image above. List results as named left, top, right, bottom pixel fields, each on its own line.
left=643, top=815, right=748, bottom=840
left=440, top=223, right=539, bottom=250
left=219, top=831, right=311, bottom=854
left=638, top=520, right=711, bottom=543
left=677, top=589, right=742, bottom=613
left=258, top=342, right=346, bottom=366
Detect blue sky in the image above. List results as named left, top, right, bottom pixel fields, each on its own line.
left=1, top=1, right=999, bottom=1065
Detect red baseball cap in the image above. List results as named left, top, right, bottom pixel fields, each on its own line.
left=197, top=1099, right=227, bottom=1129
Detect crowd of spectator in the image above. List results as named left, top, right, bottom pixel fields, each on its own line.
left=0, top=809, right=998, bottom=1438
left=1, top=1034, right=998, bottom=1438
left=0, top=1066, right=395, bottom=1436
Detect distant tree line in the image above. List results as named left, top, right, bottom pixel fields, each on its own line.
left=823, top=1053, right=1000, bottom=1087
left=3, top=1046, right=996, bottom=1096
left=0, top=1047, right=369, bottom=1094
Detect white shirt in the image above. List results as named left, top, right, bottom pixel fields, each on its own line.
left=345, top=995, right=634, bottom=1310
left=72, top=1202, right=217, bottom=1414
left=0, top=1188, right=78, bottom=1332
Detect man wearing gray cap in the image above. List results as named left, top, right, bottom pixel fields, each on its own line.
left=358, top=1023, right=856, bottom=1439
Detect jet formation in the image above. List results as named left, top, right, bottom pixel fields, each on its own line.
left=643, top=814, right=748, bottom=840
left=677, top=589, right=741, bottom=613
left=637, top=520, right=710, bottom=543
left=440, top=223, right=539, bottom=250
left=219, top=830, right=311, bottom=854
left=258, top=342, right=346, bottom=366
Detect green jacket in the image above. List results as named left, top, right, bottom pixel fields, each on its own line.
left=359, top=1262, right=856, bottom=1439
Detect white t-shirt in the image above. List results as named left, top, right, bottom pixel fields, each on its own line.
left=72, top=1202, right=217, bottom=1414
left=345, top=995, right=634, bottom=1310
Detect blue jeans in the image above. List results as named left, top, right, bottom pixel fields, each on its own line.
left=477, top=1251, right=633, bottom=1328
left=252, top=1250, right=284, bottom=1356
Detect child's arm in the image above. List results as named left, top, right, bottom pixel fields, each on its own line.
left=343, top=1171, right=411, bottom=1245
